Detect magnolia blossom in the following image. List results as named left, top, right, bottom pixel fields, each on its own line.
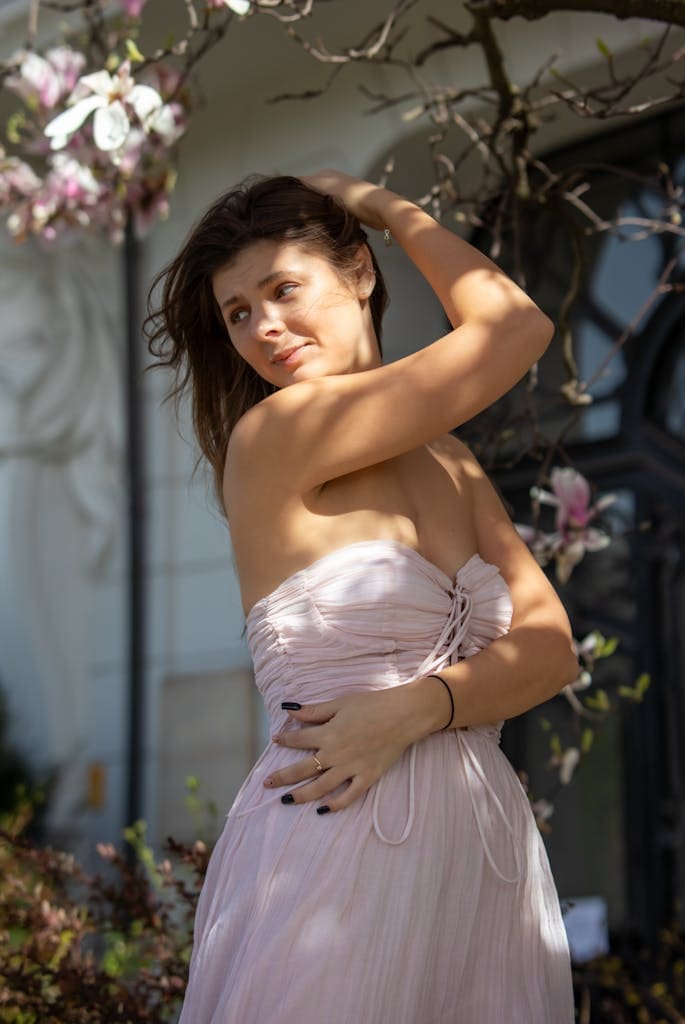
left=6, top=152, right=104, bottom=242
left=561, top=630, right=616, bottom=714
left=6, top=47, right=86, bottom=111
left=45, top=62, right=182, bottom=155
left=208, top=0, right=252, bottom=11
left=119, top=0, right=148, bottom=15
left=562, top=668, right=593, bottom=714
left=531, top=799, right=555, bottom=832
left=0, top=148, right=42, bottom=203
left=559, top=747, right=580, bottom=785
left=533, top=467, right=615, bottom=533
left=4, top=38, right=188, bottom=242
left=516, top=468, right=615, bottom=583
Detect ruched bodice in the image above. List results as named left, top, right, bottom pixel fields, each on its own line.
left=246, top=540, right=513, bottom=717
left=179, top=540, right=574, bottom=1024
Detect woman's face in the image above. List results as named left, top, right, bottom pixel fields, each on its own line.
left=212, top=239, right=380, bottom=388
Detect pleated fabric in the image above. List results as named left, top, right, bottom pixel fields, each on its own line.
left=178, top=540, right=574, bottom=1024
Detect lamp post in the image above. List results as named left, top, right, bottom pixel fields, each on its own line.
left=123, top=215, right=146, bottom=840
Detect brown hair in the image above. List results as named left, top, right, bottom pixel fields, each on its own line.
left=144, top=174, right=389, bottom=508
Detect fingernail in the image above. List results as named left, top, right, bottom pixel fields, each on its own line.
left=281, top=701, right=302, bottom=711
left=316, top=805, right=331, bottom=815
left=281, top=794, right=295, bottom=805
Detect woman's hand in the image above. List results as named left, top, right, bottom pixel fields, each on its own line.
left=300, top=169, right=391, bottom=232
left=264, top=685, right=434, bottom=813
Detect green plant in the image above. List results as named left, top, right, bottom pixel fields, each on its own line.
left=0, top=795, right=209, bottom=1023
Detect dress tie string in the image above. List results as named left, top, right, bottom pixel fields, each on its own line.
left=371, top=582, right=523, bottom=884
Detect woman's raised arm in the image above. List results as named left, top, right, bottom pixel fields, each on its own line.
left=226, top=172, right=553, bottom=494
left=302, top=169, right=552, bottom=339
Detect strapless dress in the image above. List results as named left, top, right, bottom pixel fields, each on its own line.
left=178, top=539, right=574, bottom=1023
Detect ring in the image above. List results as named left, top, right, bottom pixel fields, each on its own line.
left=313, top=754, right=325, bottom=774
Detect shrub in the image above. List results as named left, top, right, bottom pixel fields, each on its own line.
left=0, top=804, right=209, bottom=1024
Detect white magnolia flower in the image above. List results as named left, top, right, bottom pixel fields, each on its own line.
left=531, top=799, right=555, bottom=826
left=561, top=669, right=592, bottom=714
left=559, top=747, right=580, bottom=786
left=44, top=62, right=175, bottom=154
left=225, top=0, right=252, bottom=12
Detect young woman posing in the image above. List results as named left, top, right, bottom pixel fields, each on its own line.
left=148, top=169, right=578, bottom=1023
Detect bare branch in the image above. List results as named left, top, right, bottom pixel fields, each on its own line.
left=467, top=0, right=685, bottom=30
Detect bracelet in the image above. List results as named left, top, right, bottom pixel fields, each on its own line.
left=427, top=674, right=454, bottom=730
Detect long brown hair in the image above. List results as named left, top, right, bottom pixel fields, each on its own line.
left=144, top=175, right=389, bottom=508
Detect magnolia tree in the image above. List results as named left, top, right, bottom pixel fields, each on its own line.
left=1, top=0, right=684, bottom=819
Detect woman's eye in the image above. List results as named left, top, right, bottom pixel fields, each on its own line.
left=276, top=283, right=297, bottom=298
left=229, top=308, right=248, bottom=325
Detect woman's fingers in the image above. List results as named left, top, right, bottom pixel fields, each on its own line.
left=280, top=699, right=338, bottom=726
left=277, top=772, right=369, bottom=814
left=278, top=768, right=349, bottom=806
left=264, top=753, right=326, bottom=789
left=320, top=776, right=368, bottom=814
left=300, top=170, right=387, bottom=231
left=272, top=724, right=327, bottom=750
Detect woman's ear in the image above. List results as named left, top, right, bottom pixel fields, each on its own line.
left=354, top=243, right=376, bottom=300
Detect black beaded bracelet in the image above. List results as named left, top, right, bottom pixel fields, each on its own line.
left=427, top=674, right=454, bottom=730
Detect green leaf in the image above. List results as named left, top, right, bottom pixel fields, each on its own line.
left=125, top=39, right=145, bottom=63
left=6, top=110, right=27, bottom=145
left=636, top=672, right=651, bottom=695
left=581, top=728, right=594, bottom=754
left=618, top=674, right=650, bottom=703
left=539, top=717, right=552, bottom=732
left=598, top=636, right=619, bottom=658
left=596, top=38, right=612, bottom=58
left=584, top=688, right=610, bottom=712
left=549, top=733, right=562, bottom=757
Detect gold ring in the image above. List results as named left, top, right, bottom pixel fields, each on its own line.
left=313, top=754, right=325, bottom=774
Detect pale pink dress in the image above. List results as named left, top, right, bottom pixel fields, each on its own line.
left=179, top=540, right=574, bottom=1023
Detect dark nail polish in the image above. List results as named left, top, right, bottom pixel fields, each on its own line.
left=316, top=805, right=331, bottom=815
left=281, top=701, right=302, bottom=711
left=281, top=794, right=295, bottom=805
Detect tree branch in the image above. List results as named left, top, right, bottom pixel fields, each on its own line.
left=467, top=0, right=685, bottom=29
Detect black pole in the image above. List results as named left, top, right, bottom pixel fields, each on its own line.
left=123, top=215, right=146, bottom=839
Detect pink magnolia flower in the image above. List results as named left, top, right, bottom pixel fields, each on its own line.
left=6, top=152, right=104, bottom=242
left=6, top=47, right=86, bottom=110
left=516, top=468, right=615, bottom=584
left=533, top=467, right=615, bottom=532
left=0, top=148, right=42, bottom=202
left=119, top=0, right=148, bottom=15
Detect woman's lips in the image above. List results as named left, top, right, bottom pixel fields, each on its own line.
left=273, top=344, right=307, bottom=367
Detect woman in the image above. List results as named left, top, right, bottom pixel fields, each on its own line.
left=147, top=169, right=578, bottom=1023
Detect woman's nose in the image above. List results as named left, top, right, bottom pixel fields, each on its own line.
left=252, top=304, right=284, bottom=340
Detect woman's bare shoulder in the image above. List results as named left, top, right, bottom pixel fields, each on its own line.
left=222, top=383, right=317, bottom=507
